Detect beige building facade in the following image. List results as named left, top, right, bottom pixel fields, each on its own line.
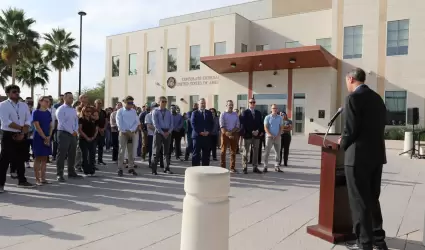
left=105, top=0, right=425, bottom=135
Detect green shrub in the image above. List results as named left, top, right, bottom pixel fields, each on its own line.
left=384, top=126, right=425, bottom=141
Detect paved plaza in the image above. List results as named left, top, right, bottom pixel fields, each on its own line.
left=0, top=136, right=424, bottom=250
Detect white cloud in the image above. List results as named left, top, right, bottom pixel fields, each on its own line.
left=2, top=0, right=255, bottom=100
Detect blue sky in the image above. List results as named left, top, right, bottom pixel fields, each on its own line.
left=3, top=0, right=254, bottom=98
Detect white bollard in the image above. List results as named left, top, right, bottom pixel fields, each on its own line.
left=403, top=132, right=413, bottom=156
left=423, top=211, right=425, bottom=246
left=180, top=166, right=230, bottom=250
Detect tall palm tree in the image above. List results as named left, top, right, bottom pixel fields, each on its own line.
left=0, top=8, right=40, bottom=85
left=42, top=28, right=78, bottom=97
left=16, top=50, right=50, bottom=99
left=0, top=58, right=11, bottom=88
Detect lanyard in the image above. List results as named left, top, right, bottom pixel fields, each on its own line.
left=8, top=100, right=20, bottom=120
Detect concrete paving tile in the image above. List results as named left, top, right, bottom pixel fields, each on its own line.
left=407, top=231, right=424, bottom=246
left=0, top=225, right=43, bottom=249
left=141, top=234, right=180, bottom=250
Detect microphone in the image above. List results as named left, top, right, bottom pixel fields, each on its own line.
left=328, top=107, right=343, bottom=127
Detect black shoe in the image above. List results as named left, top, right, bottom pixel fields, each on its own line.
left=77, top=167, right=83, bottom=172
left=373, top=244, right=388, bottom=250
left=68, top=174, right=83, bottom=179
left=253, top=167, right=263, bottom=174
left=128, top=169, right=138, bottom=176
left=57, top=176, right=66, bottom=182
left=275, top=167, right=283, bottom=173
left=263, top=168, right=268, bottom=173
left=18, top=182, right=35, bottom=188
left=134, top=164, right=138, bottom=169
left=152, top=170, right=158, bottom=175
left=94, top=167, right=99, bottom=171
left=98, top=161, right=107, bottom=166
left=164, top=168, right=173, bottom=174
left=117, top=170, right=123, bottom=177
left=345, top=242, right=373, bottom=250
left=243, top=167, right=248, bottom=174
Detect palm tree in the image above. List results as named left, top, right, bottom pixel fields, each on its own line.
left=0, top=8, right=40, bottom=85
left=42, top=28, right=78, bottom=97
left=16, top=50, right=50, bottom=99
left=0, top=58, right=11, bottom=88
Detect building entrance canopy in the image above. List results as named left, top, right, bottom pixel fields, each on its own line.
left=201, top=45, right=338, bottom=74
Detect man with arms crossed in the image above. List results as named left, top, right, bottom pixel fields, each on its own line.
left=263, top=104, right=284, bottom=173
left=116, top=96, right=139, bottom=177
left=56, top=92, right=82, bottom=182
left=152, top=96, right=174, bottom=175
left=339, top=68, right=388, bottom=250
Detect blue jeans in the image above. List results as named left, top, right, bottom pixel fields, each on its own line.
left=105, top=127, right=112, bottom=150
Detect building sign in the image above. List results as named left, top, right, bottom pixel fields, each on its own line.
left=167, top=76, right=219, bottom=88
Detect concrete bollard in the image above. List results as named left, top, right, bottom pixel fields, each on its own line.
left=403, top=132, right=413, bottom=156
left=180, top=166, right=230, bottom=250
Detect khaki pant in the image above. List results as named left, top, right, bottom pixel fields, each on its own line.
left=141, top=130, right=148, bottom=158
left=242, top=138, right=260, bottom=168
left=220, top=132, right=238, bottom=170
left=118, top=132, right=138, bottom=170
left=263, top=135, right=281, bottom=167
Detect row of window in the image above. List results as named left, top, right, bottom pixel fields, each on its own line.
left=344, top=19, right=409, bottom=59
left=111, top=18, right=410, bottom=77
left=111, top=37, right=331, bottom=77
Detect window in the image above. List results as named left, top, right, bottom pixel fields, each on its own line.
left=214, top=42, right=226, bottom=56
left=147, top=51, right=156, bottom=74
left=147, top=96, right=155, bottom=105
left=128, top=53, right=137, bottom=75
left=343, top=25, right=363, bottom=59
left=167, top=96, right=176, bottom=109
left=385, top=91, right=407, bottom=125
left=214, top=95, right=219, bottom=110
left=256, top=44, right=270, bottom=51
left=167, top=48, right=177, bottom=72
left=112, top=56, right=120, bottom=77
left=189, top=45, right=201, bottom=71
left=316, top=38, right=332, bottom=52
left=285, top=41, right=301, bottom=48
left=190, top=95, right=199, bottom=109
left=237, top=94, right=248, bottom=110
left=241, top=44, right=248, bottom=53
left=387, top=19, right=409, bottom=56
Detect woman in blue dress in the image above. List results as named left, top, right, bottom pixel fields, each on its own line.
left=32, top=96, right=53, bottom=185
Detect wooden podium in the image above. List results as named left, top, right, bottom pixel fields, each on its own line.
left=306, top=133, right=354, bottom=243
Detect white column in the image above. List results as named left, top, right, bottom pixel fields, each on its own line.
left=403, top=132, right=413, bottom=156
left=180, top=166, right=230, bottom=250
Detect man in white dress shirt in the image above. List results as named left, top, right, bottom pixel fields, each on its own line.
left=0, top=85, right=34, bottom=193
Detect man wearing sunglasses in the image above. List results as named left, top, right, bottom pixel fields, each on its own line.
left=0, top=85, right=34, bottom=192
left=240, top=98, right=264, bottom=174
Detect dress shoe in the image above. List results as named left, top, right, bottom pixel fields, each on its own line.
left=253, top=167, right=263, bottom=174
left=243, top=167, right=248, bottom=174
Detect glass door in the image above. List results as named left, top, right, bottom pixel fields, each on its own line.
left=293, top=93, right=305, bottom=134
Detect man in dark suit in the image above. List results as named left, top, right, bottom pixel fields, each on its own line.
left=240, top=98, right=264, bottom=174
left=191, top=98, right=214, bottom=166
left=184, top=103, right=198, bottom=161
left=339, top=68, right=388, bottom=250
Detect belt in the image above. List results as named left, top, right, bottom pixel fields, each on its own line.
left=2, top=130, right=21, bottom=134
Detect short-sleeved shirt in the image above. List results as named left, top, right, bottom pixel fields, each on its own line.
left=79, top=118, right=97, bottom=138
left=264, top=114, right=283, bottom=137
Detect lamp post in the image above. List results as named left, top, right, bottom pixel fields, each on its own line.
left=41, top=87, right=48, bottom=96
left=78, top=11, right=87, bottom=96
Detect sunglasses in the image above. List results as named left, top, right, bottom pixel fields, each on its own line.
left=161, top=101, right=168, bottom=103
left=249, top=101, right=256, bottom=104
left=127, top=102, right=134, bottom=105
